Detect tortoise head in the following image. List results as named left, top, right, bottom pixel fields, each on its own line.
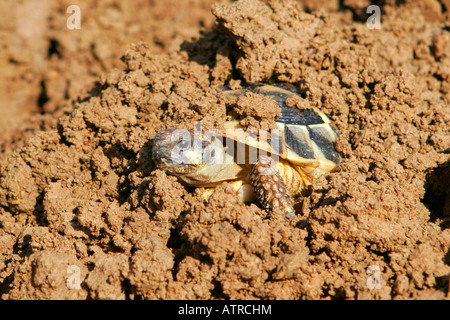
left=152, top=128, right=224, bottom=178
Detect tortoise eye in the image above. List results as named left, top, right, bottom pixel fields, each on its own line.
left=177, top=138, right=190, bottom=149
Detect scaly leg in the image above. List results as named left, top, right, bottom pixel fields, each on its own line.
left=250, top=155, right=295, bottom=218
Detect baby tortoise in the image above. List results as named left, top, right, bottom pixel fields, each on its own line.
left=152, top=84, right=341, bottom=218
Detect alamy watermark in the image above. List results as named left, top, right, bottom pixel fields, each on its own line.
left=67, top=5, right=81, bottom=29
left=366, top=265, right=382, bottom=289
left=154, top=121, right=280, bottom=169
left=367, top=5, right=381, bottom=29
left=65, top=4, right=381, bottom=30
left=66, top=265, right=84, bottom=290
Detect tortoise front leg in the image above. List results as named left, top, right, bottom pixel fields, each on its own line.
left=201, top=180, right=256, bottom=203
left=250, top=155, right=295, bottom=219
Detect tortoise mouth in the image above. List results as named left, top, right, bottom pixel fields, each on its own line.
left=153, top=156, right=206, bottom=175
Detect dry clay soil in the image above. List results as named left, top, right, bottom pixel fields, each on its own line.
left=0, top=0, right=449, bottom=299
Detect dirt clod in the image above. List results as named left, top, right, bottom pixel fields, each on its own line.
left=0, top=0, right=449, bottom=300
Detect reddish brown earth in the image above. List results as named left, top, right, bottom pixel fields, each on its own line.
left=0, top=0, right=449, bottom=299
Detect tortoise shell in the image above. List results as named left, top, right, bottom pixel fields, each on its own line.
left=221, top=84, right=341, bottom=180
